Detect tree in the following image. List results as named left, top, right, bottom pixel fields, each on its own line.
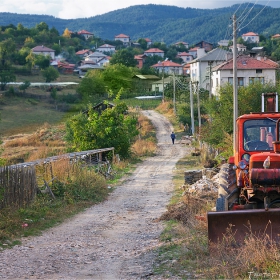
left=34, top=54, right=51, bottom=69
left=110, top=49, right=137, bottom=67
left=101, top=64, right=137, bottom=97
left=42, top=66, right=59, bottom=82
left=19, top=81, right=30, bottom=94
left=62, top=28, right=71, bottom=38
left=65, top=102, right=139, bottom=158
left=77, top=70, right=106, bottom=101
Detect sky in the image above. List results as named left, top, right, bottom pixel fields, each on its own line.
left=0, top=0, right=279, bottom=19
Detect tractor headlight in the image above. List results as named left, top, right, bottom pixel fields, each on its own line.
left=238, top=160, right=248, bottom=170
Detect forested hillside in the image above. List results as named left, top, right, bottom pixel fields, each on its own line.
left=0, top=3, right=280, bottom=45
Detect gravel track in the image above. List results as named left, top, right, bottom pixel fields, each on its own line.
left=0, top=110, right=191, bottom=280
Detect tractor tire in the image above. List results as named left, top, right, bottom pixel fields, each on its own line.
left=216, top=163, right=237, bottom=211
left=216, top=196, right=226, bottom=211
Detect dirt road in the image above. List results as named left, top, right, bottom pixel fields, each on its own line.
left=0, top=110, right=190, bottom=279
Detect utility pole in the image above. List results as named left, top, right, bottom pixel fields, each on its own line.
left=196, top=82, right=201, bottom=129
left=233, top=14, right=238, bottom=151
left=190, top=82, right=195, bottom=135
left=162, top=66, right=165, bottom=102
left=173, top=71, right=176, bottom=115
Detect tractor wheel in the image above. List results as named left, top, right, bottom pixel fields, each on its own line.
left=216, top=163, right=237, bottom=211
left=216, top=196, right=226, bottom=211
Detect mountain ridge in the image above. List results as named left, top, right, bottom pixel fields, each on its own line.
left=0, top=3, right=279, bottom=45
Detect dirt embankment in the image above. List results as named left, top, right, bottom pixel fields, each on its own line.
left=0, top=110, right=191, bottom=280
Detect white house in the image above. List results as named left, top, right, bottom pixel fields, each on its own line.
left=115, top=34, right=130, bottom=46
left=151, top=60, right=183, bottom=75
left=229, top=44, right=247, bottom=52
left=96, top=44, right=116, bottom=53
left=242, top=32, right=259, bottom=43
left=189, top=48, right=230, bottom=90
left=78, top=30, right=94, bottom=40
left=211, top=55, right=279, bottom=96
left=177, top=52, right=194, bottom=63
left=144, top=48, right=164, bottom=58
left=145, top=38, right=152, bottom=47
left=85, top=52, right=107, bottom=63
left=152, top=76, right=173, bottom=93
left=32, top=45, right=55, bottom=60
left=174, top=41, right=189, bottom=49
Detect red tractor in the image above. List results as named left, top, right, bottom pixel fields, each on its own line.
left=208, top=93, right=280, bottom=243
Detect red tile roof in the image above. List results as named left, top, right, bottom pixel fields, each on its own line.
left=215, top=55, right=278, bottom=70
left=144, top=48, right=164, bottom=53
left=242, top=32, right=258, bottom=36
left=75, top=49, right=90, bottom=55
left=177, top=52, right=192, bottom=56
left=152, top=61, right=182, bottom=67
left=145, top=38, right=152, bottom=42
left=78, top=30, right=93, bottom=35
left=272, top=34, right=280, bottom=39
left=115, top=34, right=129, bottom=38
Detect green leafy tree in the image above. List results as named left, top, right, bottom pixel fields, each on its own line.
left=19, top=81, right=30, bottom=94
left=65, top=102, right=139, bottom=158
left=110, top=49, right=137, bottom=67
left=77, top=70, right=106, bottom=101
left=42, top=66, right=59, bottom=82
left=101, top=64, right=137, bottom=98
left=0, top=38, right=16, bottom=90
left=34, top=54, right=50, bottom=69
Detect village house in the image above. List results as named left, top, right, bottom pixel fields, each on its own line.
left=272, top=34, right=280, bottom=40
left=151, top=76, right=173, bottom=93
left=132, top=75, right=160, bottom=92
left=32, top=45, right=55, bottom=60
left=85, top=51, right=107, bottom=63
left=151, top=60, right=184, bottom=75
left=189, top=48, right=231, bottom=91
left=78, top=30, right=94, bottom=40
left=134, top=54, right=147, bottom=69
left=115, top=34, right=130, bottom=46
left=75, top=49, right=92, bottom=58
left=188, top=47, right=205, bottom=59
left=229, top=44, right=247, bottom=53
left=96, top=44, right=116, bottom=54
left=144, top=48, right=164, bottom=57
left=242, top=32, right=259, bottom=43
left=218, top=39, right=230, bottom=47
left=195, top=41, right=213, bottom=52
left=177, top=52, right=194, bottom=63
left=211, top=55, right=279, bottom=96
left=174, top=41, right=189, bottom=49
left=145, top=38, right=152, bottom=47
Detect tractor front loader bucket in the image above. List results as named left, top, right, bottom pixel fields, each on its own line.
left=208, top=209, right=280, bottom=244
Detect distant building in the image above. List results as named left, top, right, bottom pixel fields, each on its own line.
left=144, top=48, right=164, bottom=57
left=174, top=41, right=189, bottom=49
left=32, top=45, right=55, bottom=60
left=218, top=40, right=230, bottom=47
left=242, top=32, right=259, bottom=43
left=195, top=41, right=213, bottom=52
left=77, top=30, right=94, bottom=40
left=229, top=44, right=247, bottom=52
left=151, top=60, right=184, bottom=75
left=96, top=44, right=116, bottom=53
left=177, top=52, right=194, bottom=63
left=115, top=34, right=130, bottom=46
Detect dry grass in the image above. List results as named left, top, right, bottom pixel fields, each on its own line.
left=1, top=123, right=66, bottom=165
left=131, top=114, right=157, bottom=157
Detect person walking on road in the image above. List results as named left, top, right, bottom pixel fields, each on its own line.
left=170, top=132, right=176, bottom=144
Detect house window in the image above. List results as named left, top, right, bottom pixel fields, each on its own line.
left=256, top=69, right=262, bottom=73
left=238, top=77, right=244, bottom=86
left=249, top=77, right=264, bottom=84
left=228, top=77, right=233, bottom=84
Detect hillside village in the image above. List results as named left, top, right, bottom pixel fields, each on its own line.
left=32, top=28, right=280, bottom=97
